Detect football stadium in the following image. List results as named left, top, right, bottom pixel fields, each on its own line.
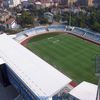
left=0, top=25, right=99, bottom=99
left=19, top=25, right=100, bottom=84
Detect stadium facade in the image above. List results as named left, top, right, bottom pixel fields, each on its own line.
left=0, top=34, right=72, bottom=100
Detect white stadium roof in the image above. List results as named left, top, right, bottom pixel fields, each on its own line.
left=69, top=81, right=97, bottom=100
left=0, top=34, right=71, bottom=99
left=9, top=34, right=16, bottom=39
left=0, top=57, right=5, bottom=65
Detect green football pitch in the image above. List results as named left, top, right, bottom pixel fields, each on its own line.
left=26, top=33, right=100, bottom=84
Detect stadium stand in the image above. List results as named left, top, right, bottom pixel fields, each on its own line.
left=15, top=34, right=27, bottom=41
left=72, top=27, right=86, bottom=36
left=48, top=25, right=66, bottom=32
left=34, top=26, right=47, bottom=34
left=14, top=25, right=100, bottom=45
left=69, top=81, right=97, bottom=100
left=84, top=32, right=95, bottom=39
left=71, top=27, right=100, bottom=44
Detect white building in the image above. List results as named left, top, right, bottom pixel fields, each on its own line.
left=4, top=18, right=18, bottom=29
left=4, top=0, right=28, bottom=8
left=7, top=0, right=21, bottom=7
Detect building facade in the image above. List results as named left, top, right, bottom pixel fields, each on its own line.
left=77, top=0, right=94, bottom=7
left=94, top=0, right=100, bottom=7
left=77, top=0, right=87, bottom=6
left=3, top=0, right=22, bottom=8
left=88, top=0, right=94, bottom=6
left=0, top=10, right=11, bottom=22
left=67, top=0, right=77, bottom=6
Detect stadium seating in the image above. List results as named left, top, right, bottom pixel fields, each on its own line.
left=72, top=27, right=86, bottom=36
left=72, top=27, right=100, bottom=43
left=34, top=27, right=47, bottom=34
left=15, top=34, right=27, bottom=41
left=48, top=25, right=66, bottom=32
left=95, top=35, right=100, bottom=42
left=15, top=25, right=100, bottom=44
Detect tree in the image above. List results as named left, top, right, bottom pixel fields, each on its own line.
left=16, top=11, right=34, bottom=27
left=38, top=17, right=48, bottom=24
left=91, top=22, right=100, bottom=32
left=54, top=13, right=62, bottom=22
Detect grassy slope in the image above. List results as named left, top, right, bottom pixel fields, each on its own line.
left=26, top=33, right=100, bottom=84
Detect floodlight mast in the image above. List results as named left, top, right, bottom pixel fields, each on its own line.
left=95, top=56, right=100, bottom=100
left=96, top=79, right=100, bottom=100
left=69, top=0, right=72, bottom=27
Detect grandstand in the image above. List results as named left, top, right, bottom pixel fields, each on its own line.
left=0, top=34, right=72, bottom=100
left=71, top=27, right=86, bottom=36
left=71, top=27, right=100, bottom=44
left=69, top=81, right=97, bottom=100
left=47, top=25, right=66, bottom=32
left=15, top=25, right=100, bottom=45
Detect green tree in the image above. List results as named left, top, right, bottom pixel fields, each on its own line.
left=54, top=13, right=62, bottom=22
left=17, top=11, right=34, bottom=27
left=91, top=22, right=100, bottom=32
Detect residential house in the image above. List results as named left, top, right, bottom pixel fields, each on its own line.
left=4, top=18, right=18, bottom=29
left=0, top=9, right=11, bottom=22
